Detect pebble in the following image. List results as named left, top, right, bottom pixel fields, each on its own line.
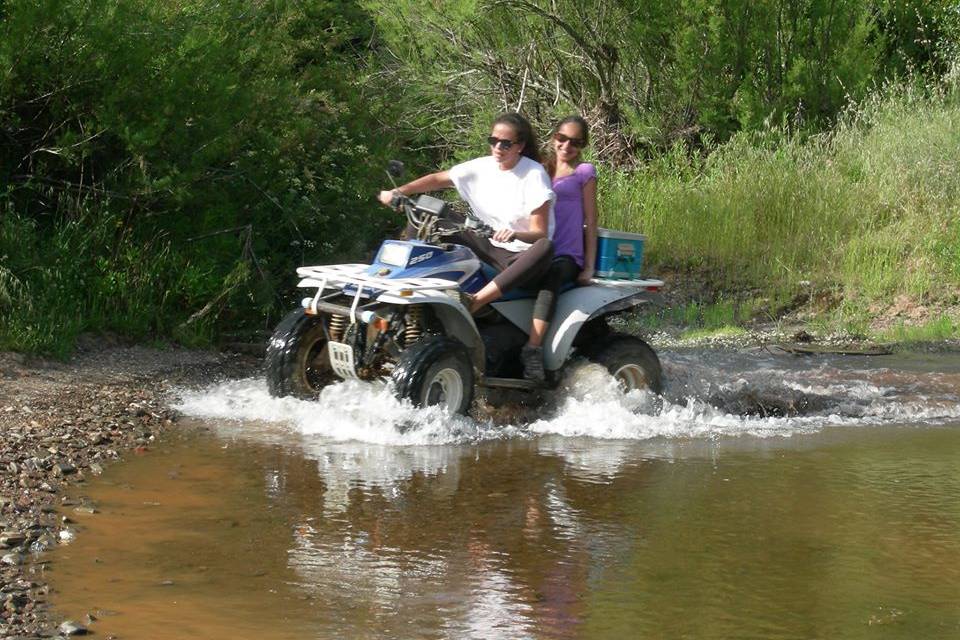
left=55, top=463, right=77, bottom=476
left=2, top=553, right=24, bottom=565
left=0, top=533, right=27, bottom=548
left=58, top=620, right=88, bottom=636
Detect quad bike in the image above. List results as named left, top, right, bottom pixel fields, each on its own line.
left=266, top=170, right=664, bottom=415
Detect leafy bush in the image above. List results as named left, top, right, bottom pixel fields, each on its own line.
left=0, top=0, right=402, bottom=354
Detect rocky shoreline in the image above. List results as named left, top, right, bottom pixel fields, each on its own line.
left=645, top=326, right=960, bottom=353
left=0, top=344, right=258, bottom=639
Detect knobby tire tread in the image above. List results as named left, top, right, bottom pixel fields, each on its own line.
left=392, top=335, right=474, bottom=413
left=266, top=308, right=324, bottom=398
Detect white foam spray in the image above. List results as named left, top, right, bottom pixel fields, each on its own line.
left=174, top=355, right=960, bottom=446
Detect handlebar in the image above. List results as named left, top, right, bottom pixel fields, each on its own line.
left=461, top=214, right=495, bottom=238
left=389, top=193, right=494, bottom=242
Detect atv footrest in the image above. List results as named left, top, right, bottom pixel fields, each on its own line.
left=479, top=377, right=544, bottom=391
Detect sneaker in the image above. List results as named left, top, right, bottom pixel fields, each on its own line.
left=520, top=344, right=545, bottom=383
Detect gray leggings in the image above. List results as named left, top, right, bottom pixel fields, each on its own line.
left=532, top=256, right=581, bottom=322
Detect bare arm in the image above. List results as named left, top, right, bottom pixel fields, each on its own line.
left=492, top=199, right=550, bottom=244
left=378, top=170, right=453, bottom=206
left=577, top=177, right=598, bottom=284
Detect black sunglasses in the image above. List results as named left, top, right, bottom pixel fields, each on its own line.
left=487, top=136, right=518, bottom=150
left=554, top=132, right=585, bottom=148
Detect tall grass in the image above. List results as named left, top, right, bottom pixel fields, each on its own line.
left=600, top=81, right=960, bottom=312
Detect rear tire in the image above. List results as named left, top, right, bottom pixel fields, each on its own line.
left=392, top=336, right=474, bottom=414
left=266, top=308, right=335, bottom=398
left=587, top=333, right=663, bottom=394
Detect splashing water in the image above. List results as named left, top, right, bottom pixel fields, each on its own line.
left=176, top=378, right=519, bottom=446
left=174, top=351, right=960, bottom=446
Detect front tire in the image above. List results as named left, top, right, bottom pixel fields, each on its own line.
left=391, top=336, right=474, bottom=415
left=266, top=308, right=334, bottom=398
left=587, top=333, right=663, bottom=394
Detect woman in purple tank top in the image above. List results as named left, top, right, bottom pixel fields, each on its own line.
left=520, top=116, right=599, bottom=382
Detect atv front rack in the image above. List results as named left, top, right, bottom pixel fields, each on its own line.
left=296, top=264, right=459, bottom=323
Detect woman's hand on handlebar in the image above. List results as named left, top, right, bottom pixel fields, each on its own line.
left=492, top=228, right=516, bottom=243
left=377, top=190, right=398, bottom=207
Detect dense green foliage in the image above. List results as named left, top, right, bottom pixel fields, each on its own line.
left=1, top=0, right=398, bottom=354
left=1, top=0, right=958, bottom=354
left=366, top=0, right=959, bottom=156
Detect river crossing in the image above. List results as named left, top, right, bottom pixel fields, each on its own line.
left=47, top=349, right=960, bottom=638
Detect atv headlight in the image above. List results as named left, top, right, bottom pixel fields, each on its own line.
left=379, top=243, right=411, bottom=267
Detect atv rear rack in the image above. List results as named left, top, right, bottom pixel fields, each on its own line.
left=296, top=264, right=459, bottom=323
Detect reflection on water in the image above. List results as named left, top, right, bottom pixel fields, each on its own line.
left=49, top=353, right=960, bottom=637
left=49, top=421, right=960, bottom=639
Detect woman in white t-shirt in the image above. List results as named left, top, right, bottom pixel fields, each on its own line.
left=377, top=112, right=555, bottom=314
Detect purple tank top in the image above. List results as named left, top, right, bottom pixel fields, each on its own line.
left=551, top=162, right=596, bottom=267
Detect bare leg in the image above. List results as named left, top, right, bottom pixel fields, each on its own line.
left=470, top=281, right=502, bottom=313
left=527, top=318, right=549, bottom=347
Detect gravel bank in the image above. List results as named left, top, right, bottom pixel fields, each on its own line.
left=644, top=325, right=960, bottom=353
left=0, top=343, right=258, bottom=639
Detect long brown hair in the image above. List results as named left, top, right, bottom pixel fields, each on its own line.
left=493, top=112, right=541, bottom=163
left=543, top=115, right=589, bottom=178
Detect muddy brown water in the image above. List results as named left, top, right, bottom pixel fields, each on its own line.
left=48, top=419, right=960, bottom=639
left=46, top=350, right=960, bottom=638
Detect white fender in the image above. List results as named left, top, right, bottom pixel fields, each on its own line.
left=492, top=280, right=661, bottom=371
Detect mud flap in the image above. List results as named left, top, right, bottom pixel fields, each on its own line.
left=327, top=341, right=359, bottom=379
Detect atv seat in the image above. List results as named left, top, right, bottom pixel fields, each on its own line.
left=479, top=262, right=577, bottom=301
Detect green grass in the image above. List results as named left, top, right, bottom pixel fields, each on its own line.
left=804, top=301, right=872, bottom=337
left=877, top=315, right=960, bottom=344
left=0, top=208, right=228, bottom=357
left=632, top=298, right=759, bottom=334
left=600, top=81, right=960, bottom=313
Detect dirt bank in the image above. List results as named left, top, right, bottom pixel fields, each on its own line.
left=0, top=341, right=258, bottom=639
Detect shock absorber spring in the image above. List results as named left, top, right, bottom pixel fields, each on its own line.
left=404, top=305, right=423, bottom=347
left=328, top=313, right=347, bottom=342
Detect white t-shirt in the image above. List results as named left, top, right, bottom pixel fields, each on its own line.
left=448, top=155, right=555, bottom=251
